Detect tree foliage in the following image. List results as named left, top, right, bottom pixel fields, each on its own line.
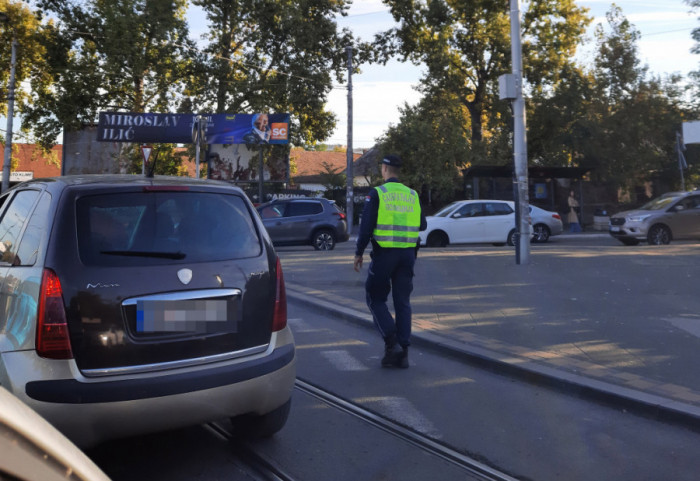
left=18, top=0, right=369, bottom=175
left=318, top=160, right=345, bottom=191
left=189, top=0, right=371, bottom=148
left=0, top=0, right=52, bottom=138
left=376, top=91, right=473, bottom=206
left=529, top=5, right=694, bottom=195
left=379, top=2, right=696, bottom=201
left=25, top=0, right=195, bottom=153
left=374, top=0, right=591, bottom=153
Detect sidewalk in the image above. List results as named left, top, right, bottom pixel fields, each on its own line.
left=280, top=240, right=700, bottom=428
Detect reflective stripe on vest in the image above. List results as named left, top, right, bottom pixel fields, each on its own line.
left=373, top=183, right=421, bottom=248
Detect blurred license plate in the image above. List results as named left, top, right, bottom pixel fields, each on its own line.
left=610, top=226, right=620, bottom=232
left=136, top=299, right=232, bottom=333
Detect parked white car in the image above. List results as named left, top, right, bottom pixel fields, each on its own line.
left=419, top=200, right=562, bottom=247
left=530, top=204, right=564, bottom=242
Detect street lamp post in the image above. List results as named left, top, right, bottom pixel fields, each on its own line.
left=509, top=0, right=530, bottom=265
left=345, top=46, right=354, bottom=236
left=1, top=12, right=17, bottom=192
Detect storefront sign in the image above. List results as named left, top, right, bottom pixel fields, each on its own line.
left=0, top=171, right=33, bottom=182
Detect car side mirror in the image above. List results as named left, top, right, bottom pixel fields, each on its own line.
left=451, top=213, right=462, bottom=219
left=675, top=205, right=685, bottom=212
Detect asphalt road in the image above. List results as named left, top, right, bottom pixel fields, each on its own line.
left=88, top=300, right=700, bottom=481
left=278, top=233, right=700, bottom=424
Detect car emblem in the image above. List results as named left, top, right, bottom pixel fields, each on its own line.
left=177, top=268, right=193, bottom=285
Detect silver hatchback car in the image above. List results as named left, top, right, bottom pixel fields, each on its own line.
left=609, top=191, right=700, bottom=245
left=0, top=175, right=296, bottom=447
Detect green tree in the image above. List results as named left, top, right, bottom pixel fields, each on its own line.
left=528, top=64, right=597, bottom=167
left=318, top=160, right=346, bottom=191
left=683, top=0, right=700, bottom=188
left=375, top=0, right=591, bottom=157
left=530, top=6, right=692, bottom=197
left=585, top=6, right=686, bottom=194
left=376, top=91, right=472, bottom=206
left=25, top=0, right=195, bottom=164
left=593, top=6, right=646, bottom=105
left=190, top=0, right=369, bottom=148
left=0, top=0, right=53, bottom=141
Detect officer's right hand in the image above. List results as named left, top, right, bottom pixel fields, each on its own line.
left=353, top=255, right=363, bottom=272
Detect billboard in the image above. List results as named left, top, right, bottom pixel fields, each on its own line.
left=208, top=144, right=288, bottom=183
left=96, top=112, right=290, bottom=145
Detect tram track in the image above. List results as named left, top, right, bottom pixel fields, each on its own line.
left=295, top=378, right=519, bottom=481
left=208, top=378, right=520, bottom=481
left=205, top=422, right=296, bottom=481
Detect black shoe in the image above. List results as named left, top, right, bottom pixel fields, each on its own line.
left=381, top=345, right=400, bottom=367
left=394, top=348, right=409, bottom=368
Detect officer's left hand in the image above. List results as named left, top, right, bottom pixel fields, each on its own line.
left=353, top=255, right=363, bottom=272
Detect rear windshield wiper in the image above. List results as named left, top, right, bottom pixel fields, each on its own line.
left=100, top=250, right=186, bottom=260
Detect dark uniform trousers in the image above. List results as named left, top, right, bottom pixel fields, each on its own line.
left=365, top=246, right=416, bottom=348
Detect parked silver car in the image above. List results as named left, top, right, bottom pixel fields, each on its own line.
left=609, top=190, right=700, bottom=245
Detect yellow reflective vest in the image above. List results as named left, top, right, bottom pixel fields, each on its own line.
left=373, top=183, right=421, bottom=248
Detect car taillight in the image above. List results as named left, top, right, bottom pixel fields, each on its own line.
left=36, top=269, right=73, bottom=359
left=272, top=257, right=287, bottom=332
left=552, top=214, right=561, bottom=220
left=334, top=212, right=347, bottom=220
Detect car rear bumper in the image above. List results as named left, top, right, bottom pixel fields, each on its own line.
left=550, top=223, right=564, bottom=236
left=25, top=343, right=294, bottom=403
left=1, top=328, right=296, bottom=446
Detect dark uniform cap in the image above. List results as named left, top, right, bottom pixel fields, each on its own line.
left=381, top=155, right=403, bottom=168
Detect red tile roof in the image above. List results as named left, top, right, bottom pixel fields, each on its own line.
left=8, top=144, right=363, bottom=182
left=290, top=149, right=361, bottom=177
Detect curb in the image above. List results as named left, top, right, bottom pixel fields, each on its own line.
left=348, top=232, right=611, bottom=243
left=286, top=286, right=700, bottom=431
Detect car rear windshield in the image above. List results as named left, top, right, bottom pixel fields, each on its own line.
left=77, top=191, right=261, bottom=266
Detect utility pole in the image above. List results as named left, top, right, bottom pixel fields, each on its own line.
left=1, top=36, right=17, bottom=192
left=345, top=46, right=354, bottom=236
left=509, top=0, right=530, bottom=265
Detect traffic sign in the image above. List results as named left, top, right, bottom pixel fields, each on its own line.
left=141, top=145, right=153, bottom=164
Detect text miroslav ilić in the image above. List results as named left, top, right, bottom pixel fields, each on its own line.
left=99, top=113, right=181, bottom=141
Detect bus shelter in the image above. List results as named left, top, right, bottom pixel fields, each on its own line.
left=462, top=165, right=592, bottom=220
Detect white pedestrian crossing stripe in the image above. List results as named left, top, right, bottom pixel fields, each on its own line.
left=360, top=396, right=442, bottom=439
left=320, top=350, right=369, bottom=371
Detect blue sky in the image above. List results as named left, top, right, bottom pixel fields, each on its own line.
left=322, top=0, right=699, bottom=147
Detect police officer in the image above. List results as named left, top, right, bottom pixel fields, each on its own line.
left=353, top=154, right=426, bottom=368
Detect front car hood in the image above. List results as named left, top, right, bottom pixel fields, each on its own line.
left=612, top=208, right=663, bottom=219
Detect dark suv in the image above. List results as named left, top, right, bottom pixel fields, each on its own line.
left=256, top=198, right=349, bottom=250
left=0, top=175, right=296, bottom=447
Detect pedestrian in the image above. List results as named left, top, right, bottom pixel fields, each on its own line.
left=568, top=190, right=582, bottom=233
left=353, top=154, right=426, bottom=368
